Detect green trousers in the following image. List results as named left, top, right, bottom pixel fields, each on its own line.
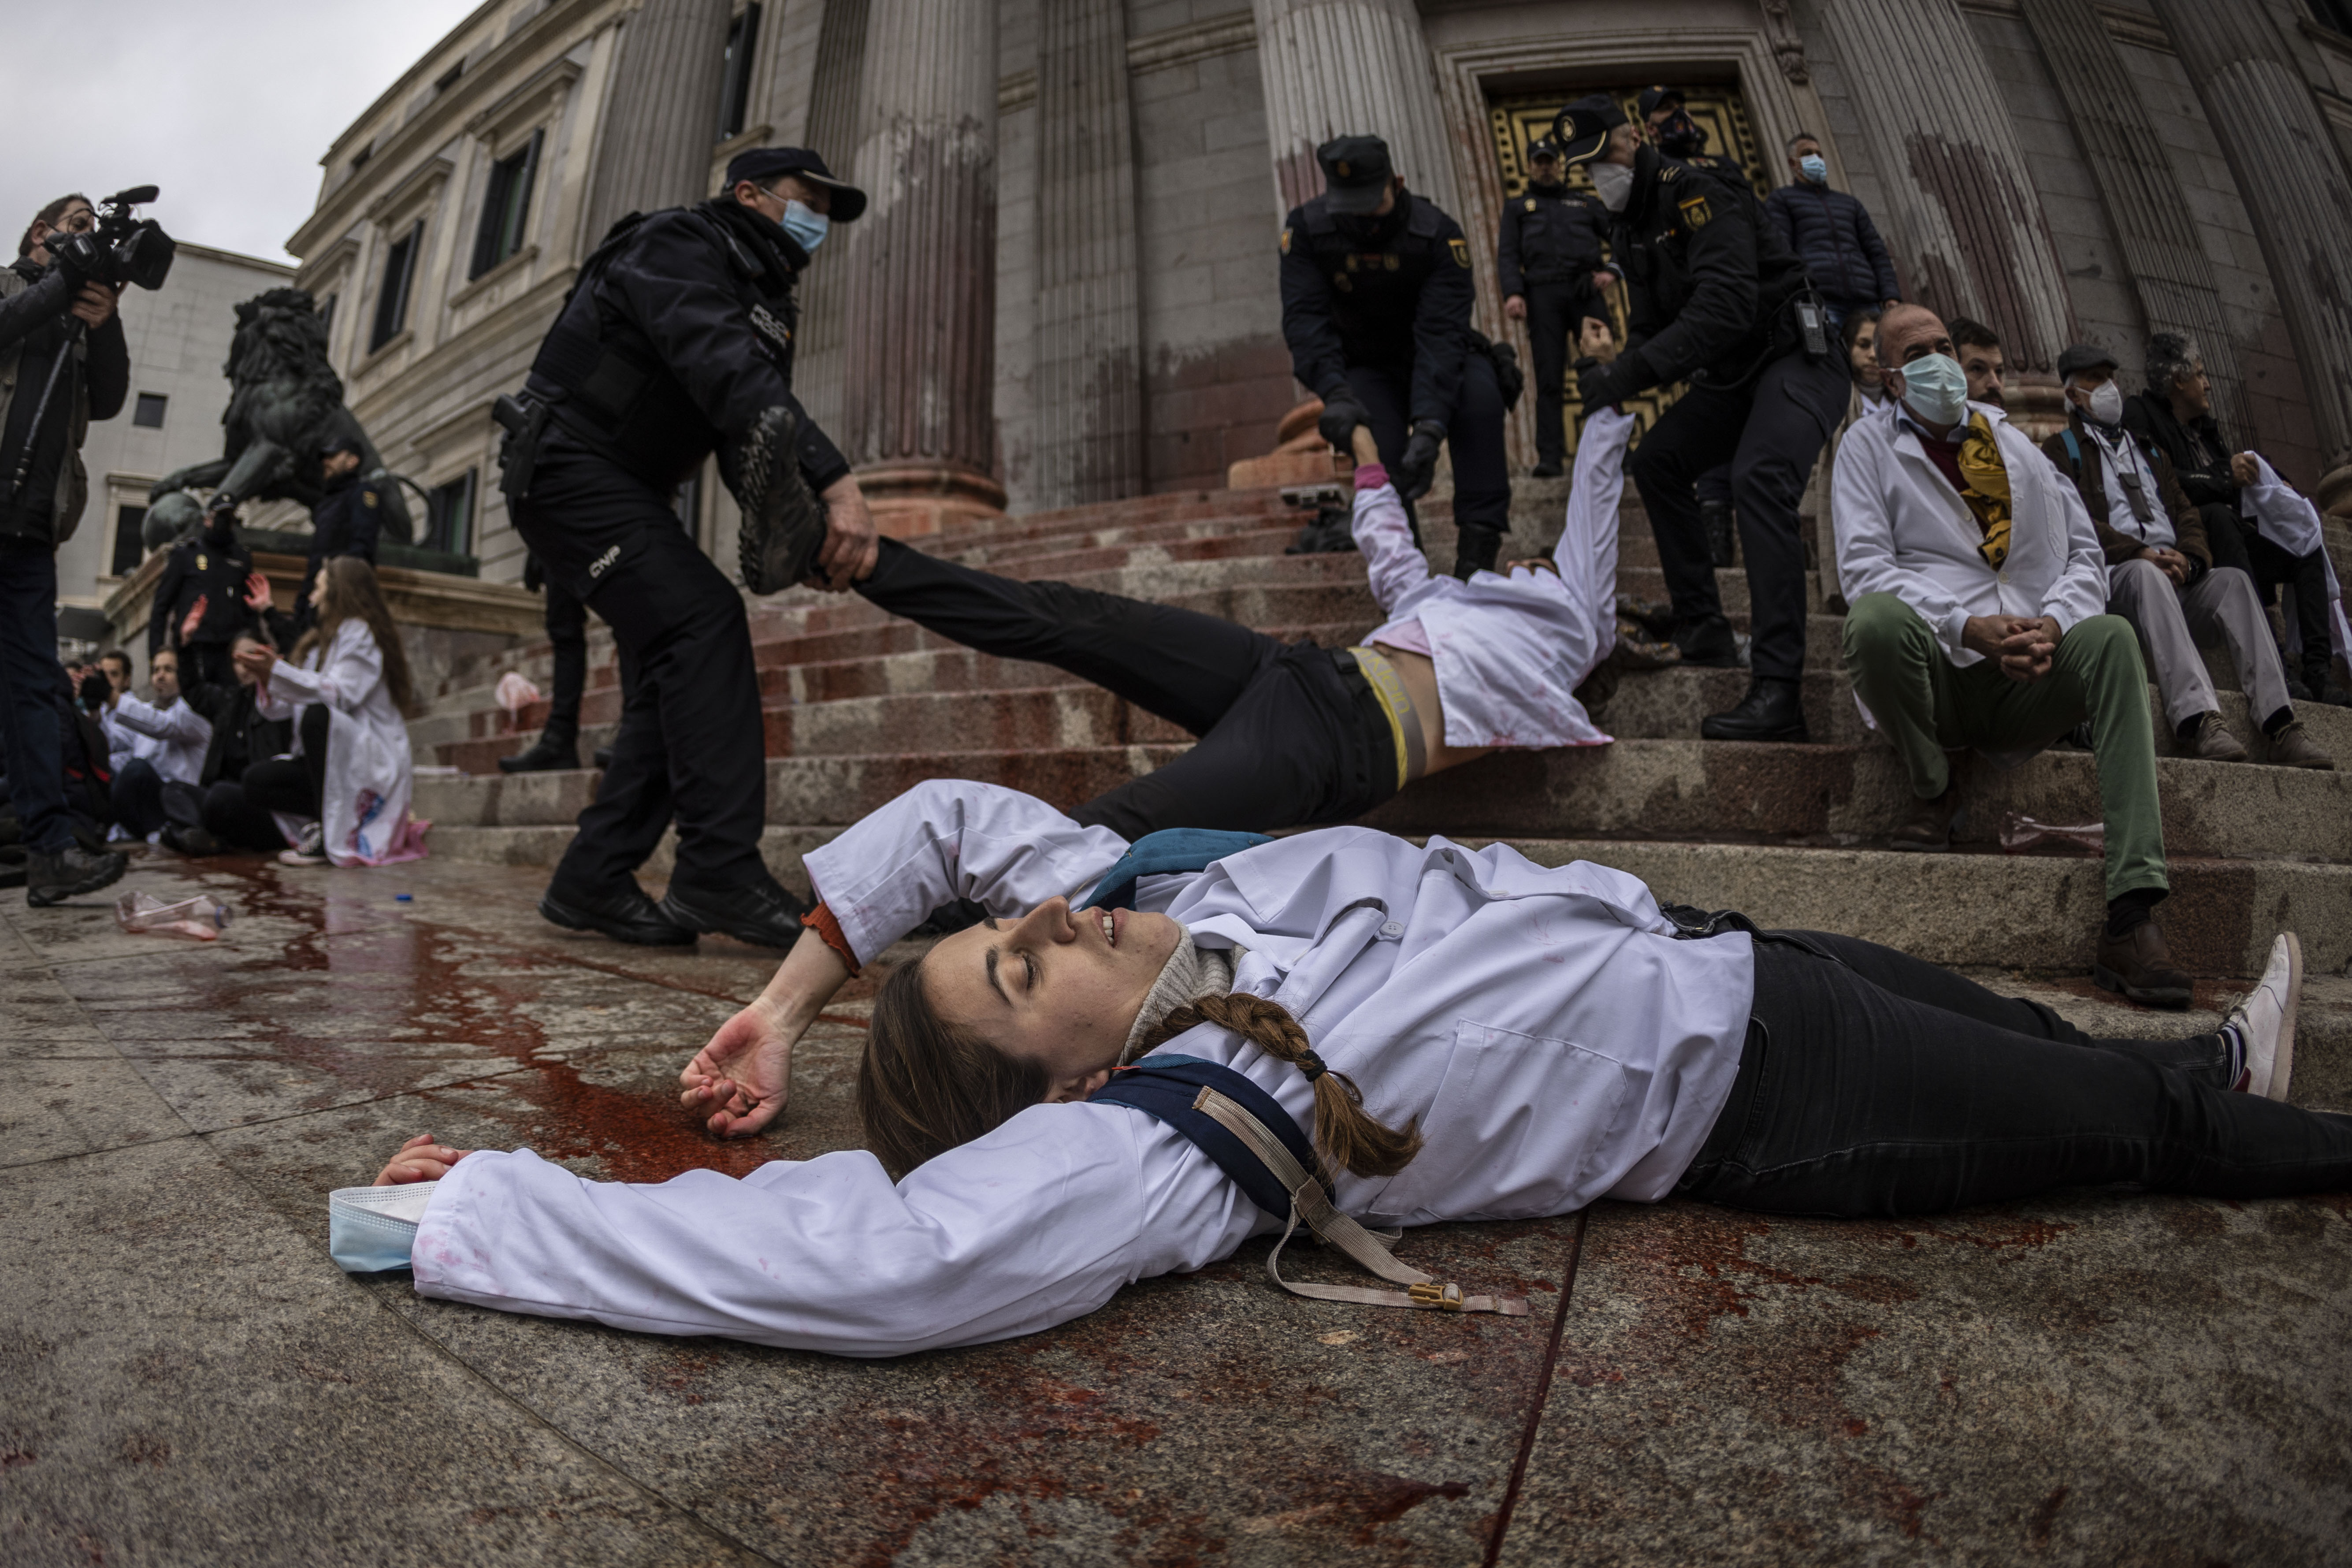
left=1842, top=593, right=2166, bottom=903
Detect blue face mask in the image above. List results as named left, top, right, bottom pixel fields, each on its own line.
left=1896, top=352, right=1970, bottom=425
left=779, top=199, right=829, bottom=254
left=1799, top=153, right=1828, bottom=185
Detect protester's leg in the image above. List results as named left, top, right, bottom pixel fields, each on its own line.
left=111, top=758, right=165, bottom=837
left=1841, top=593, right=1966, bottom=797
left=2102, top=557, right=2213, bottom=732
left=1447, top=353, right=1512, bottom=578
left=238, top=758, right=318, bottom=819
left=1729, top=350, right=1848, bottom=684
left=2180, top=565, right=2294, bottom=729
left=1769, top=929, right=2099, bottom=1048
left=2197, top=502, right=2255, bottom=580
left=1679, top=944, right=2352, bottom=1216
left=298, top=703, right=330, bottom=811
left=1523, top=282, right=1574, bottom=470
left=856, top=536, right=1283, bottom=737
left=0, top=549, right=71, bottom=855
left=201, top=779, right=290, bottom=851
left=1627, top=381, right=1748, bottom=660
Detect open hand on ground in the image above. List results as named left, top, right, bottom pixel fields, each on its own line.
left=375, top=1134, right=472, bottom=1185
left=680, top=996, right=793, bottom=1136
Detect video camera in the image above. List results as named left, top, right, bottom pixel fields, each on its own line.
left=48, top=185, right=175, bottom=293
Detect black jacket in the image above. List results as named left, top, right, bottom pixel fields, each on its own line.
left=182, top=675, right=290, bottom=788
left=0, top=257, right=129, bottom=542
left=149, top=526, right=256, bottom=654
left=523, top=199, right=847, bottom=493
left=1610, top=148, right=1810, bottom=395
left=1280, top=190, right=1478, bottom=426
left=1762, top=182, right=1898, bottom=311
left=2122, top=392, right=2238, bottom=512
left=308, top=469, right=385, bottom=568
left=1496, top=184, right=1611, bottom=297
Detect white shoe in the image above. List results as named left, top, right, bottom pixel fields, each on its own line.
left=2227, top=933, right=2300, bottom=1101
left=278, top=821, right=328, bottom=867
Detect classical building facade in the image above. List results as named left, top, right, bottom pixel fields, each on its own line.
left=289, top=0, right=2352, bottom=585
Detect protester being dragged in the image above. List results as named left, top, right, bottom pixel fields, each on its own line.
left=2124, top=334, right=2346, bottom=706
left=236, top=556, right=426, bottom=867
left=2044, top=342, right=2330, bottom=769
left=1834, top=306, right=2194, bottom=1008
left=104, top=645, right=211, bottom=841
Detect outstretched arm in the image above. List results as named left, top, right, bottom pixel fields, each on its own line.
left=679, top=926, right=852, bottom=1136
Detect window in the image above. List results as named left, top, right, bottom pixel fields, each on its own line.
left=718, top=4, right=763, bottom=140
left=132, top=393, right=167, bottom=428
left=675, top=468, right=702, bottom=533
left=2311, top=0, right=2352, bottom=34
left=425, top=470, right=477, bottom=555
left=318, top=291, right=337, bottom=343
left=350, top=144, right=374, bottom=175
left=110, top=505, right=147, bottom=577
left=434, top=60, right=466, bottom=96
left=470, top=129, right=543, bottom=279
left=370, top=219, right=423, bottom=353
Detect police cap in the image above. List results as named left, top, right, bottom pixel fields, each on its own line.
left=2056, top=343, right=2119, bottom=380
left=1316, top=135, right=1394, bottom=214
left=1635, top=85, right=1687, bottom=119
left=1550, top=95, right=1628, bottom=169
left=320, top=433, right=363, bottom=459
left=724, top=146, right=868, bottom=223
left=1528, top=139, right=1561, bottom=163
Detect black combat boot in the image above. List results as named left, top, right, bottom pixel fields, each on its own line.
left=661, top=875, right=811, bottom=948
left=1700, top=677, right=1809, bottom=743
left=498, top=728, right=583, bottom=773
left=540, top=878, right=697, bottom=945
left=27, top=843, right=128, bottom=908
left=1452, top=525, right=1504, bottom=581
left=1702, top=499, right=1737, bottom=568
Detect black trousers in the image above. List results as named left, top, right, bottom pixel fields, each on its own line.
left=1522, top=279, right=1608, bottom=468
left=200, top=778, right=291, bottom=851
left=516, top=442, right=769, bottom=894
left=2200, top=501, right=2334, bottom=678
left=1679, top=934, right=2352, bottom=1216
left=110, top=758, right=201, bottom=839
left=241, top=704, right=329, bottom=821
left=855, top=538, right=1398, bottom=839
left=1346, top=354, right=1512, bottom=534
left=1629, top=347, right=1851, bottom=681
left=542, top=575, right=589, bottom=745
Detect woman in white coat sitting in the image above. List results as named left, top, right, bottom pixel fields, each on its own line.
left=348, top=780, right=2339, bottom=1359
left=234, top=556, right=427, bottom=867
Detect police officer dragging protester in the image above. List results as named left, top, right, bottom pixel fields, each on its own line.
left=1497, top=139, right=1616, bottom=477
left=1558, top=94, right=1846, bottom=743
left=1282, top=135, right=1515, bottom=580
left=296, top=435, right=385, bottom=633
left=493, top=145, right=877, bottom=947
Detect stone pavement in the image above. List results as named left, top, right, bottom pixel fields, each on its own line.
left=4, top=851, right=2348, bottom=1566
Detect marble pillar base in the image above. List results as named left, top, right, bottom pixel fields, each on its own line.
left=856, top=463, right=1008, bottom=538
left=2001, top=379, right=2069, bottom=444
left=2316, top=464, right=2352, bottom=518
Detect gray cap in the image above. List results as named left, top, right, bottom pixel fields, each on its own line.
left=2056, top=343, right=2118, bottom=380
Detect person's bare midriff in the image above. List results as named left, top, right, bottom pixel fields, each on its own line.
left=1371, top=642, right=1493, bottom=777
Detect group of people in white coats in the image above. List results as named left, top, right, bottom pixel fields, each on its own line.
left=329, top=422, right=2344, bottom=1360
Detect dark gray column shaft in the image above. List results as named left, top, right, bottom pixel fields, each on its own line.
left=584, top=0, right=736, bottom=242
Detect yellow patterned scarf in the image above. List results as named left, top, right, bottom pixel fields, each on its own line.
left=1954, top=412, right=2012, bottom=568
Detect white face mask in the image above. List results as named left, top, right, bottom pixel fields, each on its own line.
left=2084, top=380, right=2124, bottom=427
left=1590, top=160, right=1634, bottom=212
left=1894, top=352, right=1969, bottom=426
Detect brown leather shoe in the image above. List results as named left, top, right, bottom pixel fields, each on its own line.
left=1889, top=784, right=1962, bottom=851
left=2184, top=711, right=2248, bottom=762
left=2266, top=719, right=2334, bottom=770
left=2093, top=919, right=2193, bottom=1010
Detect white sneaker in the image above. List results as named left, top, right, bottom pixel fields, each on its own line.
left=2227, top=933, right=2301, bottom=1101
left=278, top=821, right=328, bottom=867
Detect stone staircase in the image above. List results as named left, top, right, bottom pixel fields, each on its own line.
left=408, top=479, right=2352, bottom=999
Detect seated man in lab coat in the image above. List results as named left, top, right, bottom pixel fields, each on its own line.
left=1832, top=304, right=2187, bottom=1010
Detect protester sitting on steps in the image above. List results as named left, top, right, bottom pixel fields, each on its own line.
left=339, top=778, right=2336, bottom=1356
left=834, top=424, right=1618, bottom=842
left=2043, top=343, right=2330, bottom=770
left=104, top=645, right=209, bottom=842
left=235, top=556, right=426, bottom=869
left=1833, top=305, right=2192, bottom=1009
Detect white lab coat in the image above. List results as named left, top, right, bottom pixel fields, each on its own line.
left=411, top=780, right=1751, bottom=1357
left=1832, top=399, right=2109, bottom=668
left=107, top=693, right=209, bottom=786
left=2242, top=456, right=2352, bottom=661
left=259, top=621, right=427, bottom=866
left=1353, top=476, right=1611, bottom=749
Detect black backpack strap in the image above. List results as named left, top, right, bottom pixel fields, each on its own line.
left=1090, top=1056, right=1313, bottom=1218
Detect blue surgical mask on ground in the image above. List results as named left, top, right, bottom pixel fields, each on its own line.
left=1896, top=352, right=1969, bottom=425
left=1590, top=160, right=1634, bottom=212
left=780, top=200, right=829, bottom=254
left=1800, top=154, right=1828, bottom=185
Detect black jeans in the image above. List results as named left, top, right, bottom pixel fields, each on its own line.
left=542, top=574, right=588, bottom=746
left=200, top=779, right=291, bottom=851
left=1522, top=279, right=1607, bottom=468
left=1347, top=353, right=1512, bottom=533
left=1679, top=934, right=2352, bottom=1215
left=1629, top=346, right=1852, bottom=681
left=240, top=704, right=329, bottom=820
left=0, top=545, right=69, bottom=853
left=855, top=537, right=1398, bottom=839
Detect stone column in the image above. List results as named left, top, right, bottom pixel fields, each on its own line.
left=2146, top=0, right=2352, bottom=507
left=839, top=0, right=1007, bottom=535
left=1031, top=0, right=1144, bottom=509
left=2018, top=0, right=2248, bottom=438
left=583, top=0, right=736, bottom=242
left=780, top=0, right=872, bottom=441
left=1248, top=0, right=1460, bottom=218
left=1812, top=0, right=2076, bottom=375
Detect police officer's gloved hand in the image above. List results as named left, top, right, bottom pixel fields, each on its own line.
left=1317, top=395, right=1369, bottom=453
left=1576, top=357, right=1638, bottom=412
left=1394, top=421, right=1446, bottom=501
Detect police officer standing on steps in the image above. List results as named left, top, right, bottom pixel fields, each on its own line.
left=296, top=435, right=386, bottom=634
left=1498, top=139, right=1616, bottom=478
left=1281, top=135, right=1513, bottom=580
left=494, top=145, right=876, bottom=948
left=1559, top=93, right=1846, bottom=743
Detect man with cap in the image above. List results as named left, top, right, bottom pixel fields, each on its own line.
left=1638, top=86, right=1746, bottom=182
left=1560, top=93, right=1845, bottom=743
left=295, top=435, right=386, bottom=634
left=494, top=146, right=877, bottom=948
left=1497, top=140, right=1616, bottom=477
left=1281, top=134, right=1512, bottom=580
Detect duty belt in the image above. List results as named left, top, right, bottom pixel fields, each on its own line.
left=1347, top=645, right=1428, bottom=789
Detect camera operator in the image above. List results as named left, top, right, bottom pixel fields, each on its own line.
left=0, top=193, right=130, bottom=906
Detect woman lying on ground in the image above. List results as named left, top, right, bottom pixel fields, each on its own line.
left=833, top=417, right=1629, bottom=842
left=343, top=780, right=2343, bottom=1358
left=234, top=555, right=428, bottom=868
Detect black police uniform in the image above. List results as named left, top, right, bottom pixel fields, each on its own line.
left=1497, top=180, right=1612, bottom=471
left=147, top=521, right=255, bottom=691
left=1588, top=137, right=1847, bottom=736
left=1279, top=167, right=1510, bottom=575
left=497, top=552, right=595, bottom=773
left=505, top=187, right=847, bottom=938
left=296, top=467, right=386, bottom=632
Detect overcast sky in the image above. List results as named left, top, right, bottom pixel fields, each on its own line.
left=1, top=0, right=486, bottom=267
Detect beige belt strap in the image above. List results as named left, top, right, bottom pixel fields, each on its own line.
left=1192, top=1085, right=1529, bottom=1317
left=1346, top=646, right=1428, bottom=789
